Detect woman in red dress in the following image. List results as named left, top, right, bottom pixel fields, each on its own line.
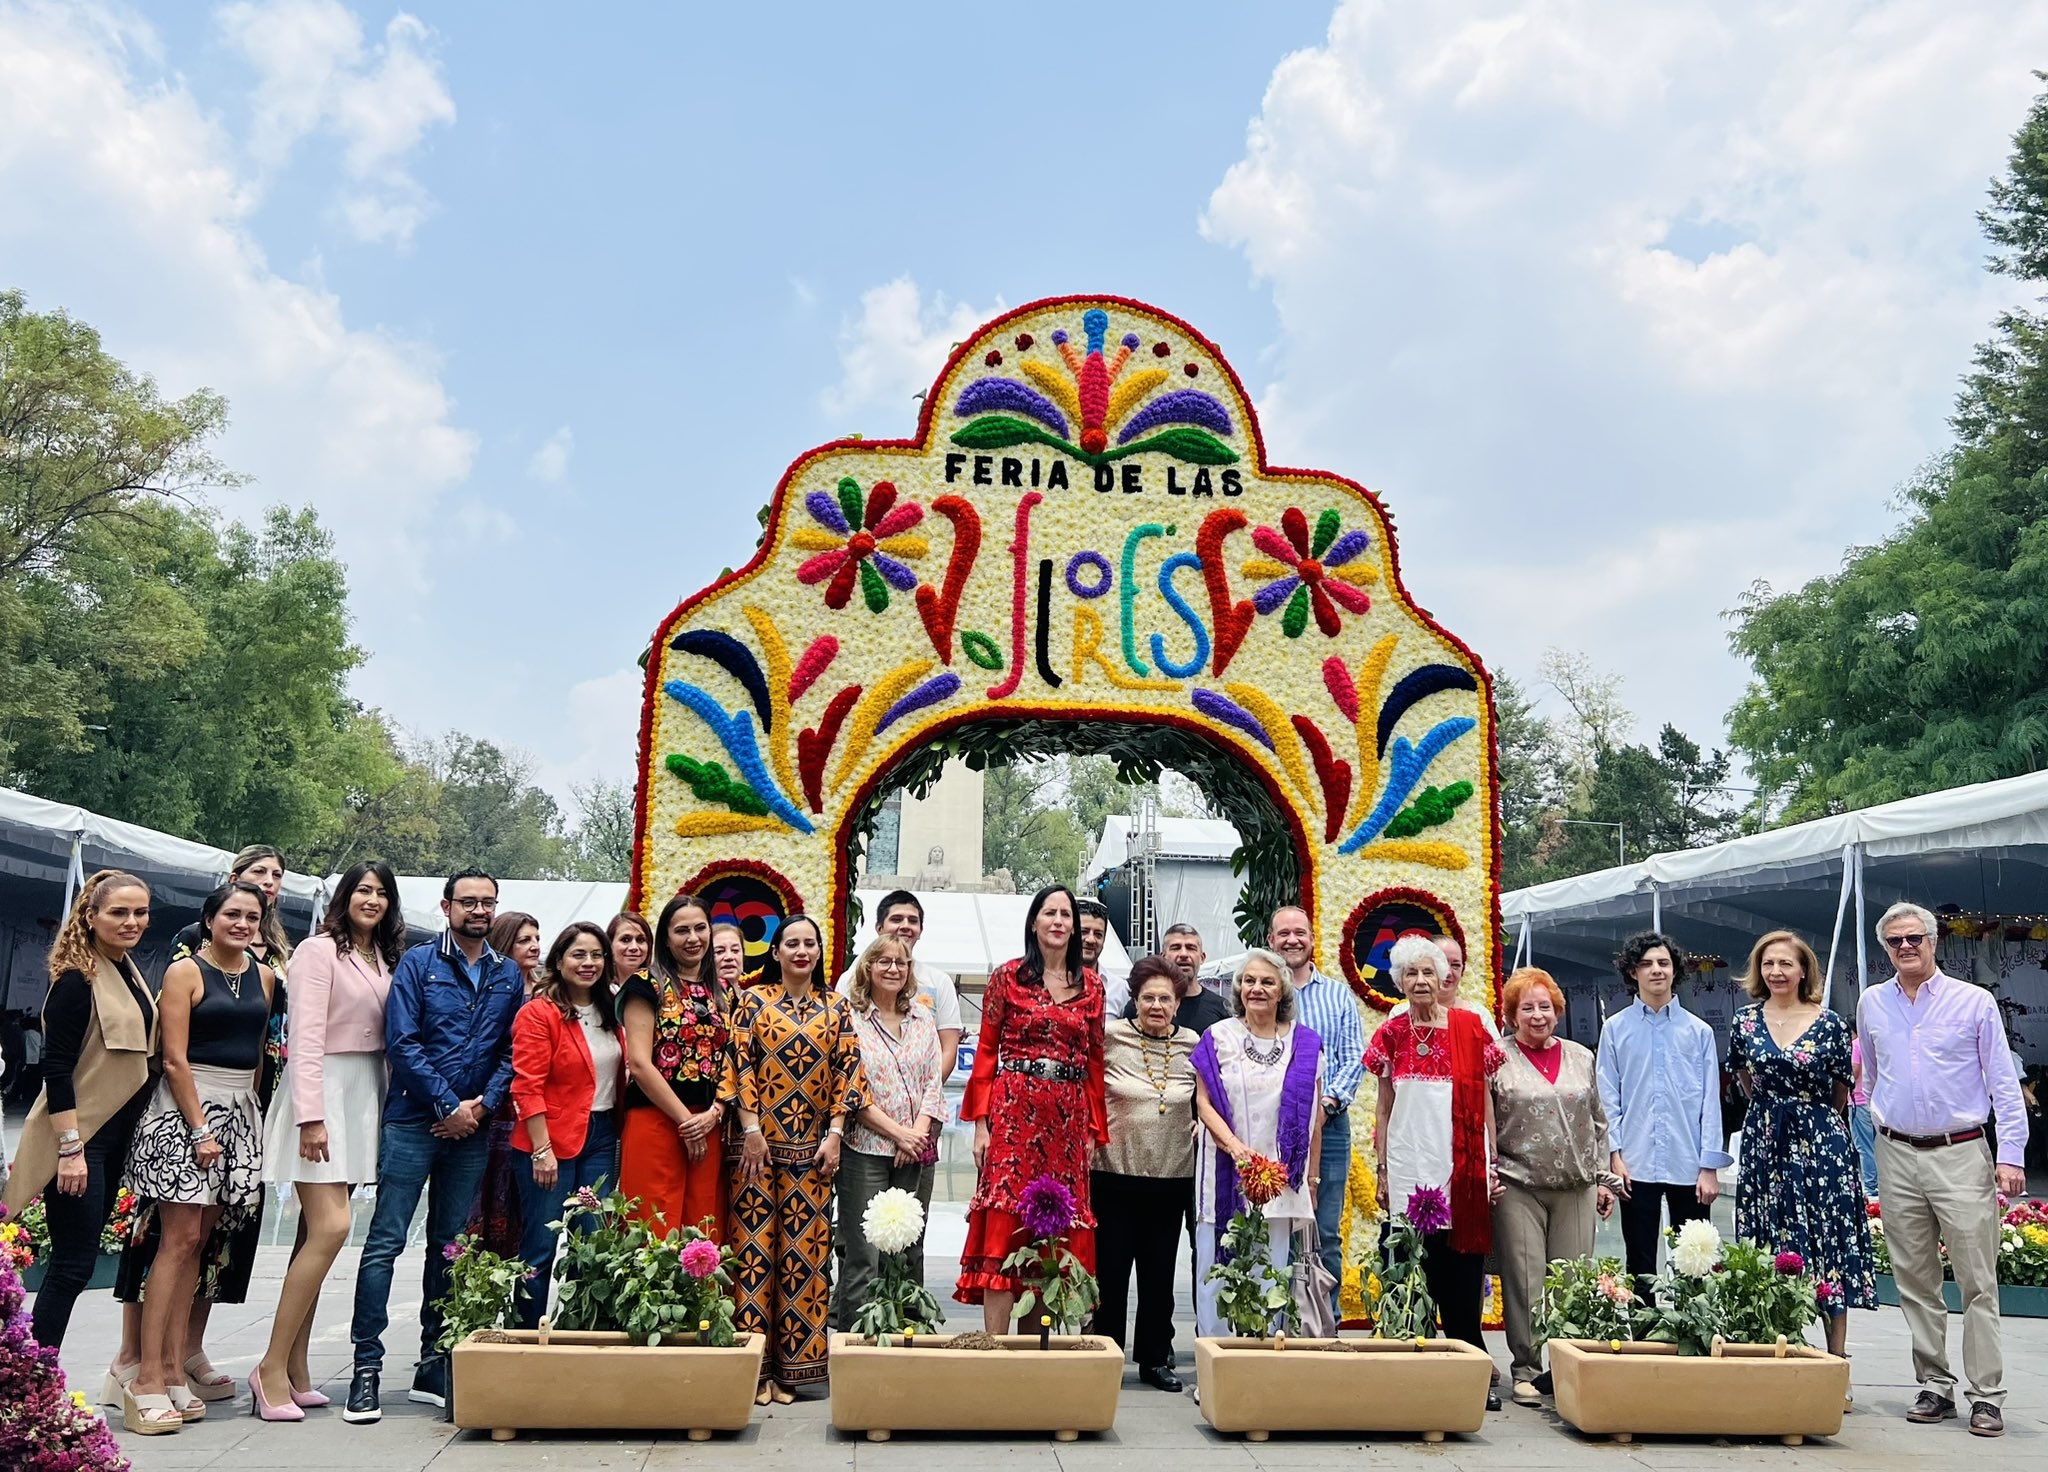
left=956, top=884, right=1109, bottom=1331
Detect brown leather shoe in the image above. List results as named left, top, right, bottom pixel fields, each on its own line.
left=1969, top=1402, right=2004, bottom=1437
left=1907, top=1390, right=1956, bottom=1422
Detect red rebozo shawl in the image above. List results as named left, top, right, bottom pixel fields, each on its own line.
left=1447, top=1009, right=1493, bottom=1256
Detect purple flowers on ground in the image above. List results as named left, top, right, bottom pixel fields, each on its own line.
left=1404, top=1185, right=1452, bottom=1235
left=1019, top=1175, right=1078, bottom=1240
left=0, top=1246, right=132, bottom=1470
left=1775, top=1251, right=1805, bottom=1275
left=680, top=1239, right=721, bottom=1279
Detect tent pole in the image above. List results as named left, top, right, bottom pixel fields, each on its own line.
left=1822, top=843, right=1854, bottom=1010
left=1514, top=914, right=1531, bottom=971
left=63, top=834, right=86, bottom=917
left=1852, top=845, right=1868, bottom=995
left=1650, top=883, right=1661, bottom=934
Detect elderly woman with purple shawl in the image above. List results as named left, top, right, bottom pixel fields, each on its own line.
left=1190, top=948, right=1323, bottom=1338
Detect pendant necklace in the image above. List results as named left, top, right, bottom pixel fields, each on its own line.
left=1414, top=1018, right=1441, bottom=1058
left=202, top=943, right=251, bottom=1002
left=1138, top=1030, right=1175, bottom=1113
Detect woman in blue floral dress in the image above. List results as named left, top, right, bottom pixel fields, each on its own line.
left=1729, top=928, right=1874, bottom=1359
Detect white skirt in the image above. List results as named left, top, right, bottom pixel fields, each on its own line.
left=262, top=1050, right=386, bottom=1185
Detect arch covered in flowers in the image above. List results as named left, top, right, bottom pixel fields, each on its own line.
left=629, top=296, right=1500, bottom=1013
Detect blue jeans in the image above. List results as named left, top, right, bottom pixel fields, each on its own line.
left=350, top=1120, right=491, bottom=1371
left=1850, top=1104, right=1880, bottom=1197
left=1314, top=1108, right=1350, bottom=1323
left=511, top=1110, right=620, bottom=1329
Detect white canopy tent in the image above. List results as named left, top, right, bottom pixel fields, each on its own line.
left=1502, top=770, right=2048, bottom=1057
left=0, top=786, right=331, bottom=1008
left=1083, top=815, right=1247, bottom=962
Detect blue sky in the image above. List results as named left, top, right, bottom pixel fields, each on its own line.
left=3, top=0, right=2044, bottom=814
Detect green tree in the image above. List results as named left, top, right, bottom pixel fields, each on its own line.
left=982, top=760, right=1087, bottom=891
left=1730, top=79, right=2048, bottom=816
left=422, top=734, right=571, bottom=881
left=12, top=503, right=389, bottom=856
left=565, top=777, right=636, bottom=881
left=1495, top=671, right=1571, bottom=890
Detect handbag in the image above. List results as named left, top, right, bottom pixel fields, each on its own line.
left=1290, top=1220, right=1338, bottom=1338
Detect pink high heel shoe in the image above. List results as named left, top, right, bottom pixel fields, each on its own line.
left=249, top=1371, right=305, bottom=1423
left=290, top=1384, right=331, bottom=1409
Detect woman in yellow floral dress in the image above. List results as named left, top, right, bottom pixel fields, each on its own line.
left=721, top=914, right=866, bottom=1401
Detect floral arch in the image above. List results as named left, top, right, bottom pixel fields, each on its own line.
left=628, top=295, right=1501, bottom=1016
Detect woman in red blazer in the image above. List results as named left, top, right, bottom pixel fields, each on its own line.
left=510, top=922, right=625, bottom=1327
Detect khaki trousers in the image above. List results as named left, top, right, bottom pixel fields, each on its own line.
left=1874, top=1131, right=2003, bottom=1406
left=1494, top=1180, right=1596, bottom=1383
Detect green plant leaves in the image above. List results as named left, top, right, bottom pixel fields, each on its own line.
left=950, top=416, right=1080, bottom=457
left=1104, top=427, right=1239, bottom=465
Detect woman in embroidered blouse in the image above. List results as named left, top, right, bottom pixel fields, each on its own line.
left=1095, top=957, right=1198, bottom=1387
left=957, top=884, right=1109, bottom=1331
left=722, top=914, right=866, bottom=1401
left=1191, top=949, right=1322, bottom=1338
left=619, top=897, right=729, bottom=1239
left=251, top=861, right=404, bottom=1420
left=1488, top=967, right=1616, bottom=1404
left=1367, top=934, right=1504, bottom=1398
left=1729, top=929, right=1874, bottom=1359
left=832, top=936, right=946, bottom=1330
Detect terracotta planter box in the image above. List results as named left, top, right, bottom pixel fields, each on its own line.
left=1549, top=1338, right=1849, bottom=1444
left=451, top=1328, right=764, bottom=1442
left=1196, top=1336, right=1493, bottom=1442
left=1874, top=1273, right=2048, bottom=1317
left=827, top=1331, right=1122, bottom=1441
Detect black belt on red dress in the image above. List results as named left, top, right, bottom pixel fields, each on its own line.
left=997, top=1056, right=1085, bottom=1083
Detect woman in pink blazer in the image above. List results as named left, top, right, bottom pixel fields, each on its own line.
left=509, top=922, right=625, bottom=1327
left=251, top=862, right=403, bottom=1420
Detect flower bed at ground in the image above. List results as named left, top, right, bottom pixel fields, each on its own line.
left=1868, top=1198, right=2048, bottom=1286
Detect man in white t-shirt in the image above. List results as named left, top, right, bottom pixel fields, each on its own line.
left=1386, top=933, right=1500, bottom=1038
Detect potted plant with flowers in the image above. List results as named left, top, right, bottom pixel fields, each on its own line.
left=831, top=1175, right=1122, bottom=1443
left=0, top=1215, right=131, bottom=1471
left=8, top=1189, right=136, bottom=1293
left=1197, top=1180, right=1494, bottom=1443
left=1545, top=1221, right=1851, bottom=1444
left=449, top=1187, right=764, bottom=1442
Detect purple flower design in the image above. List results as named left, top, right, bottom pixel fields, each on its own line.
left=1018, top=1175, right=1078, bottom=1241
left=1404, top=1185, right=1452, bottom=1235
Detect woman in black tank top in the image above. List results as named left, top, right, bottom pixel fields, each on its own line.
left=116, top=882, right=276, bottom=1434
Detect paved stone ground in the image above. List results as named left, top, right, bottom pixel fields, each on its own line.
left=51, top=1219, right=2046, bottom=1472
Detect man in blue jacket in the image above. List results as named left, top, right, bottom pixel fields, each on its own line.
left=345, top=868, right=525, bottom=1423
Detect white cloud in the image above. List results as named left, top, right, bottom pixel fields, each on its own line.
left=1204, top=0, right=2048, bottom=747
left=219, top=0, right=455, bottom=245
left=528, top=425, right=574, bottom=483
left=534, top=666, right=645, bottom=802
left=0, top=2, right=475, bottom=693
left=820, top=276, right=999, bottom=429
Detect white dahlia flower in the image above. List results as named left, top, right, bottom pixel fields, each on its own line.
left=1669, top=1218, right=1722, bottom=1278
left=863, top=1188, right=926, bottom=1254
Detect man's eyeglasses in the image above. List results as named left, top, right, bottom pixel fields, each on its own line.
left=450, top=897, right=499, bottom=912
left=1882, top=933, right=1928, bottom=951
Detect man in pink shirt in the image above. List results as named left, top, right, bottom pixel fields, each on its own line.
left=1858, top=901, right=2029, bottom=1437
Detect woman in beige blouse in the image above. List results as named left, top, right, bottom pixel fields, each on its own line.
left=1489, top=967, right=1616, bottom=1403
left=1091, top=958, right=1197, bottom=1392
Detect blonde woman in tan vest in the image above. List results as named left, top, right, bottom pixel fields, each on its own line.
left=3, top=871, right=160, bottom=1352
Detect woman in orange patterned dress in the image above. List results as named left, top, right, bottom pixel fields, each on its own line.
left=721, top=915, right=866, bottom=1401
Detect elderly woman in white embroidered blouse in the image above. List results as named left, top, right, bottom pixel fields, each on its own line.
left=1489, top=966, right=1617, bottom=1402
left=832, top=936, right=946, bottom=1331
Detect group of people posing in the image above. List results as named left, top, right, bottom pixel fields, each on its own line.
left=5, top=858, right=2028, bottom=1440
